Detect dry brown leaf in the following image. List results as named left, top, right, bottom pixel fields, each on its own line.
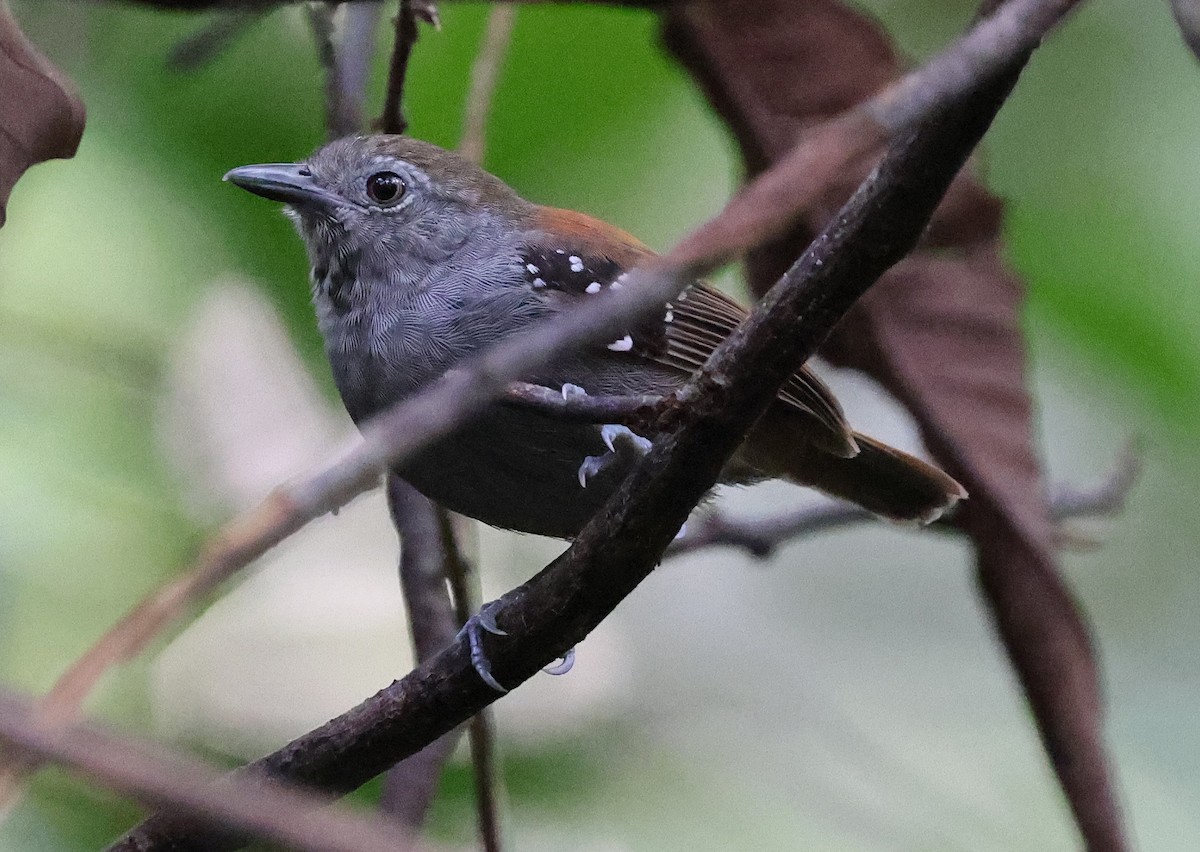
left=0, top=1, right=85, bottom=227
left=663, top=0, right=1126, bottom=849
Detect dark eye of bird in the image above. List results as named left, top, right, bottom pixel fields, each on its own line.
left=366, top=171, right=405, bottom=204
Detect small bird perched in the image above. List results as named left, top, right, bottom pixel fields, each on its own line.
left=225, top=136, right=965, bottom=540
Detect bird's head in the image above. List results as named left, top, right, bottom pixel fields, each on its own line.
left=224, top=135, right=527, bottom=266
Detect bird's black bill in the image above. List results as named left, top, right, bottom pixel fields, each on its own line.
left=223, top=163, right=337, bottom=210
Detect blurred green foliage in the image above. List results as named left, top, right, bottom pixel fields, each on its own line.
left=1, top=0, right=1198, bottom=848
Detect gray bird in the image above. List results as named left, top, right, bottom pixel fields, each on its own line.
left=225, top=135, right=966, bottom=540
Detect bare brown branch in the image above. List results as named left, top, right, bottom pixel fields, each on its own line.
left=306, top=3, right=342, bottom=139
left=0, top=687, right=427, bottom=852
left=458, top=4, right=517, bottom=163
left=383, top=482, right=503, bottom=847
left=668, top=444, right=1143, bottom=560
left=333, top=2, right=384, bottom=137
left=380, top=476, right=463, bottom=825
left=379, top=0, right=421, bottom=134
left=439, top=509, right=504, bottom=852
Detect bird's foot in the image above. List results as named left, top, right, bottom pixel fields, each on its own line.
left=577, top=423, right=653, bottom=488
left=459, top=601, right=579, bottom=692
left=459, top=601, right=509, bottom=693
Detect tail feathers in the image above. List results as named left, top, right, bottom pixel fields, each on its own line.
left=775, top=432, right=967, bottom=524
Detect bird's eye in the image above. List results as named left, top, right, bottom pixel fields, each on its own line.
left=366, top=171, right=405, bottom=204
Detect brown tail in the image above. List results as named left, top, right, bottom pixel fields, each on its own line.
left=744, top=421, right=967, bottom=524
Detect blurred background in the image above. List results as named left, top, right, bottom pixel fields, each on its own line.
left=1, top=0, right=1198, bottom=848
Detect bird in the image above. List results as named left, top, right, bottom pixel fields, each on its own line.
left=225, top=135, right=965, bottom=540
left=225, top=136, right=966, bottom=689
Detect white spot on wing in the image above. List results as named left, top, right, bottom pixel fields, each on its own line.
left=569, top=256, right=584, bottom=272
left=532, top=278, right=546, bottom=288
left=585, top=282, right=601, bottom=294
left=610, top=279, right=623, bottom=290
left=526, top=263, right=540, bottom=274
left=606, top=335, right=634, bottom=352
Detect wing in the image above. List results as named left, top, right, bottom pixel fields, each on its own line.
left=520, top=207, right=858, bottom=457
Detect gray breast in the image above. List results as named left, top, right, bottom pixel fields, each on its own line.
left=308, top=224, right=649, bottom=538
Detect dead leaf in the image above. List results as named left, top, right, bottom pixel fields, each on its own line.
left=663, top=0, right=1127, bottom=848
left=0, top=1, right=85, bottom=227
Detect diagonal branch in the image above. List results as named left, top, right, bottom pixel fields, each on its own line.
left=107, top=3, right=1076, bottom=849
left=0, top=687, right=429, bottom=852
left=668, top=444, right=1142, bottom=560
left=458, top=3, right=517, bottom=163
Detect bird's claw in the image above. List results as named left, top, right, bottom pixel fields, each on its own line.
left=458, top=603, right=579, bottom=692
left=543, top=647, right=576, bottom=676
left=577, top=424, right=652, bottom=488
left=458, top=601, right=509, bottom=693
left=601, top=423, right=653, bottom=455
left=577, top=454, right=607, bottom=488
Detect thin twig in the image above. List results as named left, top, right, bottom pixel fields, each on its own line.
left=669, top=501, right=872, bottom=559
left=15, top=0, right=1080, bottom=823
left=108, top=3, right=1080, bottom=848
left=668, top=443, right=1142, bottom=559
left=332, top=2, right=384, bottom=137
left=381, top=476, right=462, bottom=826
left=439, top=509, right=504, bottom=852
left=379, top=0, right=420, bottom=134
left=392, top=478, right=460, bottom=671
left=463, top=713, right=502, bottom=852
left=306, top=3, right=342, bottom=139
left=503, top=381, right=662, bottom=426
left=458, top=4, right=517, bottom=163
left=0, top=687, right=428, bottom=852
